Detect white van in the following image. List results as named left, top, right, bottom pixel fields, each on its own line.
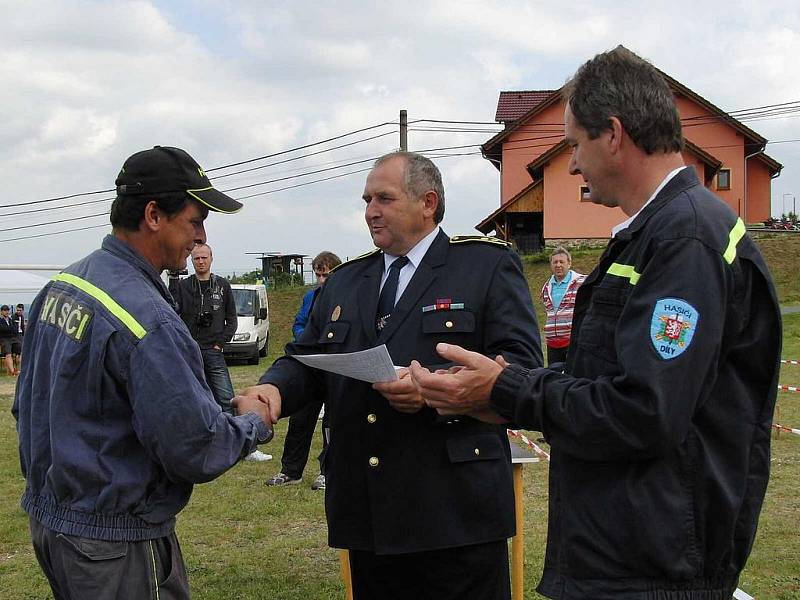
left=224, top=284, right=269, bottom=364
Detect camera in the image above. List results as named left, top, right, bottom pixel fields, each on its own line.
left=196, top=311, right=213, bottom=328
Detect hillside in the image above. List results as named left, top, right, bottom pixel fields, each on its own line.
left=265, top=234, right=800, bottom=359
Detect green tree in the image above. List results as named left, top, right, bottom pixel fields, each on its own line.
left=229, top=270, right=264, bottom=284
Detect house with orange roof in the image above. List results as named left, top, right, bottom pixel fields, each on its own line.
left=477, top=49, right=783, bottom=252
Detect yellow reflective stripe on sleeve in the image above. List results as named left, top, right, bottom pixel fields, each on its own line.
left=723, top=218, right=746, bottom=265
left=52, top=273, right=147, bottom=339
left=149, top=540, right=161, bottom=600
left=606, top=263, right=641, bottom=285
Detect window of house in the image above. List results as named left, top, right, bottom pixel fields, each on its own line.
left=579, top=185, right=592, bottom=202
left=717, top=169, right=731, bottom=191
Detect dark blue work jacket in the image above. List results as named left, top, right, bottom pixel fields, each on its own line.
left=13, top=235, right=268, bottom=542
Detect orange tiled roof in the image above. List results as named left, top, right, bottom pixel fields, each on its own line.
left=495, top=90, right=558, bottom=123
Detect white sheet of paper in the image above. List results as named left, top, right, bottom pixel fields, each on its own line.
left=292, top=344, right=400, bottom=383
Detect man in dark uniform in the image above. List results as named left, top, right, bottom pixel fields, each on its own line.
left=411, top=47, right=781, bottom=600
left=239, top=151, right=542, bottom=599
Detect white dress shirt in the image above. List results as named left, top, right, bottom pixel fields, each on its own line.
left=379, top=226, right=441, bottom=305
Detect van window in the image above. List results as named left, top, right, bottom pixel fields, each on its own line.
left=233, top=289, right=256, bottom=316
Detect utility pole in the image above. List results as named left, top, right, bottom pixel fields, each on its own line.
left=400, top=109, right=407, bottom=151
left=783, top=193, right=792, bottom=215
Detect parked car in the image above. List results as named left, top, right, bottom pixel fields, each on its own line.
left=224, top=284, right=269, bottom=365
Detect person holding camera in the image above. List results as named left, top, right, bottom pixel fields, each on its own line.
left=170, top=243, right=271, bottom=463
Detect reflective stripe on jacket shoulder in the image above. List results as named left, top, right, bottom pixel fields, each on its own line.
left=606, top=218, right=747, bottom=285
left=51, top=273, right=147, bottom=339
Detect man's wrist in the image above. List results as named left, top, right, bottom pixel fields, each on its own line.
left=252, top=414, right=274, bottom=444
left=490, top=364, right=527, bottom=419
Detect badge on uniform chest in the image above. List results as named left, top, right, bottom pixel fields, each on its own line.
left=422, top=298, right=464, bottom=313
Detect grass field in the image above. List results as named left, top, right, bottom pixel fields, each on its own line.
left=1, top=236, right=798, bottom=599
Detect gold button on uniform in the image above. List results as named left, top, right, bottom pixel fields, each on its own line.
left=367, top=413, right=377, bottom=424
left=445, top=320, right=454, bottom=328
left=327, top=332, right=334, bottom=339
left=369, top=456, right=380, bottom=467
left=474, top=448, right=480, bottom=456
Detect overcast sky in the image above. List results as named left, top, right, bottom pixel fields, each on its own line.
left=2, top=0, right=799, bottom=276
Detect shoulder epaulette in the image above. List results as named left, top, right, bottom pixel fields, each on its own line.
left=449, top=235, right=511, bottom=247
left=330, top=248, right=381, bottom=273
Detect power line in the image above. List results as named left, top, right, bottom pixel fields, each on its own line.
left=3, top=121, right=397, bottom=209
left=0, top=196, right=114, bottom=218
left=0, top=223, right=109, bottom=244
left=5, top=99, right=800, bottom=231
left=205, top=121, right=397, bottom=173
left=219, top=157, right=381, bottom=194
left=3, top=211, right=109, bottom=234
left=0, top=188, right=115, bottom=211
left=233, top=166, right=374, bottom=201
left=210, top=130, right=397, bottom=180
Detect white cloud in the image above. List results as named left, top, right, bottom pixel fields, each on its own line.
left=0, top=0, right=798, bottom=272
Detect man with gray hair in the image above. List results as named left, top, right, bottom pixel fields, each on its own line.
left=541, top=246, right=585, bottom=366
left=411, top=47, right=781, bottom=600
left=238, top=151, right=542, bottom=599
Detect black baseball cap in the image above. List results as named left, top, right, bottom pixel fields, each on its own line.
left=115, top=146, right=242, bottom=213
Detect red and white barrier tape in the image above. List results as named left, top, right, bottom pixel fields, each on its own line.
left=507, top=429, right=551, bottom=461
left=781, top=359, right=800, bottom=365
left=778, top=385, right=800, bottom=393
left=772, top=423, right=800, bottom=436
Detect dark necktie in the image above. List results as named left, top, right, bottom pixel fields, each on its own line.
left=376, top=256, right=409, bottom=332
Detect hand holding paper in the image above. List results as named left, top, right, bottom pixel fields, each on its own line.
left=373, top=368, right=425, bottom=414
left=292, top=344, right=399, bottom=383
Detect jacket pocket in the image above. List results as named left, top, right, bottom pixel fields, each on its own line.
left=422, top=310, right=475, bottom=334
left=446, top=433, right=504, bottom=463
left=576, top=286, right=628, bottom=349
left=318, top=321, right=350, bottom=344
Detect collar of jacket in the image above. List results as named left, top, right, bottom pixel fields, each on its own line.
left=614, top=167, right=700, bottom=242
left=101, top=234, right=176, bottom=309
left=360, top=229, right=450, bottom=343
left=371, top=228, right=450, bottom=270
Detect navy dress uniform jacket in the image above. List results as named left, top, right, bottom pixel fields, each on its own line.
left=491, top=168, right=782, bottom=599
left=261, top=229, right=542, bottom=554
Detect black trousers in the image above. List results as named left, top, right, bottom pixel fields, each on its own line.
left=349, top=540, right=511, bottom=600
left=546, top=344, right=569, bottom=367
left=281, top=399, right=329, bottom=479
left=29, top=517, right=190, bottom=600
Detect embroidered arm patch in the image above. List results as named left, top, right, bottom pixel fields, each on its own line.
left=650, top=297, right=698, bottom=360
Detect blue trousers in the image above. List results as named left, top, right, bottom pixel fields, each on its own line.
left=200, top=347, right=234, bottom=414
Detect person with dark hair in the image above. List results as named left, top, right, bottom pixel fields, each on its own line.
left=268, top=250, right=342, bottom=489
left=0, top=304, right=16, bottom=376
left=11, top=303, right=25, bottom=374
left=13, top=146, right=274, bottom=599
left=541, top=247, right=585, bottom=366
left=238, top=151, right=542, bottom=600
left=411, top=47, right=781, bottom=600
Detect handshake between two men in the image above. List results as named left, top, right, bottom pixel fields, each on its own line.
left=230, top=342, right=508, bottom=427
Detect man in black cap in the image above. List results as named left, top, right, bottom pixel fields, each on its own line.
left=13, top=146, right=273, bottom=599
